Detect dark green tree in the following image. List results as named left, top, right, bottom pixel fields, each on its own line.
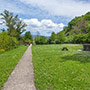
left=23, top=31, right=33, bottom=43
left=48, top=32, right=56, bottom=44
left=56, top=31, right=65, bottom=44
left=72, top=34, right=88, bottom=44
left=35, top=36, right=47, bottom=44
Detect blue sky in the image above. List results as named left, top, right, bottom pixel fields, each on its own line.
left=0, top=0, right=90, bottom=36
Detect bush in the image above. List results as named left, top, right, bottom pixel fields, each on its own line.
left=0, top=32, right=18, bottom=50
left=22, top=31, right=33, bottom=43
left=9, top=37, right=18, bottom=49
left=65, top=36, right=73, bottom=43
left=24, top=39, right=32, bottom=43
left=55, top=31, right=65, bottom=44
left=35, top=36, right=47, bottom=45
left=72, top=34, right=88, bottom=44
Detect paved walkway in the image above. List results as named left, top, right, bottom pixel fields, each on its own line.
left=2, top=45, right=36, bottom=90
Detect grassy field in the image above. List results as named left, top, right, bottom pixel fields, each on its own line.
left=0, top=45, right=28, bottom=90
left=32, top=44, right=90, bottom=90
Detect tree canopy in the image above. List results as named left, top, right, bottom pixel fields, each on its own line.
left=1, top=10, right=26, bottom=40
left=23, top=31, right=33, bottom=43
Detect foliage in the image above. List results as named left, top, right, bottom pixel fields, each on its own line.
left=0, top=10, right=26, bottom=40
left=35, top=36, right=47, bottom=45
left=23, top=31, right=33, bottom=43
left=32, top=44, right=90, bottom=90
left=55, top=31, right=65, bottom=44
left=65, top=36, right=73, bottom=43
left=48, top=32, right=56, bottom=44
left=0, top=45, right=28, bottom=90
left=0, top=32, right=18, bottom=50
left=72, top=34, right=88, bottom=44
left=62, top=11, right=90, bottom=44
left=48, top=31, right=65, bottom=44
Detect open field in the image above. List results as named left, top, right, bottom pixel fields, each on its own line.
left=0, top=45, right=28, bottom=90
left=32, top=44, right=90, bottom=90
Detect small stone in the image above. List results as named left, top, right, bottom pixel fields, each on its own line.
left=77, top=49, right=82, bottom=52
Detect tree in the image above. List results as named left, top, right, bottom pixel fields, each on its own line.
left=23, top=31, right=33, bottom=43
left=0, top=10, right=26, bottom=40
left=48, top=32, right=56, bottom=44
left=72, top=34, right=88, bottom=44
left=55, top=31, right=65, bottom=44
left=35, top=36, right=47, bottom=44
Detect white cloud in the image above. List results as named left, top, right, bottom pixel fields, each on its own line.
left=24, top=19, right=41, bottom=27
left=0, top=15, right=3, bottom=19
left=1, top=0, right=90, bottom=36
left=23, top=18, right=64, bottom=36
left=20, top=0, right=90, bottom=17
left=41, top=19, right=57, bottom=28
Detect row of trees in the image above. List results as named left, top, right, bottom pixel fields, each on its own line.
left=35, top=12, right=90, bottom=45
left=35, top=31, right=65, bottom=45
left=0, top=10, right=32, bottom=50
left=1, top=10, right=90, bottom=47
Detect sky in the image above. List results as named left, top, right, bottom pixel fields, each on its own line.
left=0, top=0, right=90, bottom=36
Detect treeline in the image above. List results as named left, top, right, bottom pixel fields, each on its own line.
left=0, top=10, right=32, bottom=51
left=35, top=31, right=65, bottom=44
left=2, top=10, right=90, bottom=47
left=35, top=11, right=90, bottom=45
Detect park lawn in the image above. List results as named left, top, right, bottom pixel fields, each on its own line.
left=0, top=45, right=28, bottom=90
left=32, top=44, right=90, bottom=90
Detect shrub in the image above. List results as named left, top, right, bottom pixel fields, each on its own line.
left=72, top=34, right=88, bottom=44
left=0, top=32, right=18, bottom=50
left=35, top=36, right=47, bottom=45
left=22, top=31, right=33, bottom=43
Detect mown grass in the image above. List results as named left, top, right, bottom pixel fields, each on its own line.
left=0, top=45, right=28, bottom=90
left=32, top=44, right=90, bottom=90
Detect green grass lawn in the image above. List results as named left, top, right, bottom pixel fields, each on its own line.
left=32, top=44, right=90, bottom=90
left=0, top=45, right=28, bottom=90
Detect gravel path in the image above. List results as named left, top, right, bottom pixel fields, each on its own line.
left=2, top=45, right=36, bottom=90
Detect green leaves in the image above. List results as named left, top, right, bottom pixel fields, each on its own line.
left=63, top=11, right=90, bottom=44
left=48, top=31, right=65, bottom=44
left=72, top=34, right=88, bottom=44
left=23, top=31, right=33, bottom=43
left=0, top=32, right=18, bottom=50
left=35, top=36, right=47, bottom=45
left=0, top=10, right=26, bottom=40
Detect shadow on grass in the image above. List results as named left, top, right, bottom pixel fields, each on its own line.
left=61, top=52, right=90, bottom=63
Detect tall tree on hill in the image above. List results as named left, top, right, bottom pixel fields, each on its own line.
left=0, top=10, right=26, bottom=40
